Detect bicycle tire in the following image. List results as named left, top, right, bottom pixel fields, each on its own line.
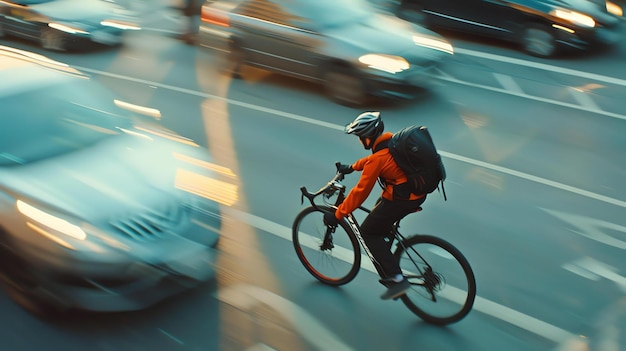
left=292, top=206, right=361, bottom=286
left=394, top=235, right=476, bottom=325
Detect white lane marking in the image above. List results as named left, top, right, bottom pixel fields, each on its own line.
left=569, top=87, right=601, bottom=111
left=454, top=48, right=626, bottom=86
left=158, top=328, right=184, bottom=344
left=562, top=263, right=603, bottom=281
left=541, top=208, right=626, bottom=249
left=223, top=207, right=576, bottom=344
left=493, top=73, right=524, bottom=95
left=564, top=257, right=626, bottom=292
left=217, top=284, right=353, bottom=351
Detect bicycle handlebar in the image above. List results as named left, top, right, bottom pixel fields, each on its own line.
left=300, top=162, right=346, bottom=209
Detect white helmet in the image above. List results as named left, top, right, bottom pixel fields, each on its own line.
left=345, top=111, right=384, bottom=149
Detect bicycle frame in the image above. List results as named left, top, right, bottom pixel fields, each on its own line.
left=344, top=211, right=381, bottom=269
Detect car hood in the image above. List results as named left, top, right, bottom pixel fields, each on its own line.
left=2, top=132, right=213, bottom=221
left=31, top=0, right=122, bottom=21
left=326, top=14, right=451, bottom=61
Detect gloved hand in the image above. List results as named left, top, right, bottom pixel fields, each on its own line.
left=338, top=163, right=354, bottom=174
left=323, top=211, right=339, bottom=227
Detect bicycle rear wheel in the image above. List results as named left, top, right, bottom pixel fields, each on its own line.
left=394, top=235, right=476, bottom=325
left=292, top=206, right=361, bottom=286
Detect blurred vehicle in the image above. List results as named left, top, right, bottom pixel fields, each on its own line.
left=199, top=0, right=454, bottom=106
left=0, top=0, right=140, bottom=51
left=392, top=0, right=624, bottom=57
left=0, top=46, right=235, bottom=316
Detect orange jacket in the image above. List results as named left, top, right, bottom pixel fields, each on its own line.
left=335, top=132, right=424, bottom=219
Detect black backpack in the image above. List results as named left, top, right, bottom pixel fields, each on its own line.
left=376, top=125, right=447, bottom=200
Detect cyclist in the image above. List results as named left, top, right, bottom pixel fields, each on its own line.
left=323, top=111, right=426, bottom=300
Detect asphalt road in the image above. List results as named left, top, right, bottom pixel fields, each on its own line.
left=0, top=3, right=625, bottom=351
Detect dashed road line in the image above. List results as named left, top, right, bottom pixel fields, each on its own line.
left=568, top=86, right=601, bottom=111
left=493, top=72, right=524, bottom=94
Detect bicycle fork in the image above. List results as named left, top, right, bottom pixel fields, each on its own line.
left=320, top=227, right=335, bottom=251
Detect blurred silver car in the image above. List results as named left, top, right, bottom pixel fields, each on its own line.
left=0, top=46, right=235, bottom=316
left=0, top=0, right=140, bottom=51
left=200, top=0, right=454, bottom=106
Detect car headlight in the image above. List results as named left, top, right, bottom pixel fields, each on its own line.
left=412, top=35, right=454, bottom=55
left=606, top=1, right=623, bottom=17
left=550, top=9, right=596, bottom=27
left=48, top=22, right=90, bottom=35
left=17, top=200, right=86, bottom=241
left=358, top=54, right=409, bottom=74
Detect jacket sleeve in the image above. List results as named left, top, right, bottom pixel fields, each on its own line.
left=335, top=155, right=383, bottom=219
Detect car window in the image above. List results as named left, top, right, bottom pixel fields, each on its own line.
left=293, top=0, right=372, bottom=29
left=0, top=78, right=132, bottom=166
left=234, top=0, right=373, bottom=30
left=235, top=0, right=309, bottom=28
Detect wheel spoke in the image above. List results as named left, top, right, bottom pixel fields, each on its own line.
left=293, top=206, right=361, bottom=286
left=396, top=235, right=476, bottom=325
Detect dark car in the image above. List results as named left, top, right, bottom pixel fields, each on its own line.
left=0, top=0, right=140, bottom=51
left=200, top=0, right=454, bottom=106
left=0, top=46, right=236, bottom=316
left=393, top=0, right=624, bottom=57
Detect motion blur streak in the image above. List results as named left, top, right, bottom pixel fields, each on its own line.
left=412, top=35, right=454, bottom=54
left=134, top=126, right=199, bottom=147
left=174, top=152, right=237, bottom=177
left=114, top=99, right=161, bottom=119
left=27, top=222, right=74, bottom=250
left=48, top=23, right=89, bottom=35
left=552, top=24, right=576, bottom=34
left=175, top=169, right=237, bottom=206
left=193, top=50, right=304, bottom=347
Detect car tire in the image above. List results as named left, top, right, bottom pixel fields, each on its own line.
left=40, top=27, right=66, bottom=51
left=0, top=270, right=69, bottom=319
left=323, top=67, right=368, bottom=107
left=522, top=24, right=557, bottom=58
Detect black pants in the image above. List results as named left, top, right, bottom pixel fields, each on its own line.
left=360, top=196, right=425, bottom=279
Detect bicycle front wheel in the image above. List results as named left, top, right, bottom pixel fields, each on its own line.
left=292, top=206, right=361, bottom=286
left=395, top=235, right=476, bottom=325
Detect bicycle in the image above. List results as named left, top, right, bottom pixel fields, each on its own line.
left=292, top=163, right=476, bottom=325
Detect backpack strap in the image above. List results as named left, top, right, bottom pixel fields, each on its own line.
left=372, top=139, right=390, bottom=190
left=439, top=181, right=447, bottom=201
left=372, top=138, right=389, bottom=153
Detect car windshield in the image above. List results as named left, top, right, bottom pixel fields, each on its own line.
left=289, top=0, right=373, bottom=29
left=0, top=78, right=133, bottom=167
